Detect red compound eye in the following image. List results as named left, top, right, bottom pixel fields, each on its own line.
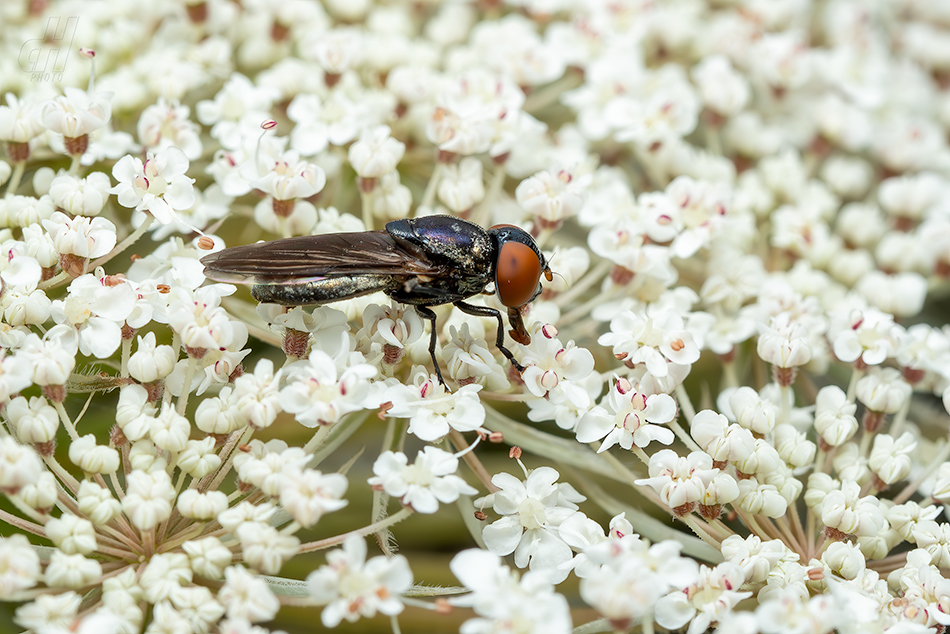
left=496, top=241, right=542, bottom=308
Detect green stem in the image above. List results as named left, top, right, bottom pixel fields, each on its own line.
left=553, top=259, right=611, bottom=308
left=298, top=508, right=414, bottom=553
left=5, top=159, right=25, bottom=198
left=38, top=271, right=70, bottom=291
left=522, top=71, right=583, bottom=113
left=54, top=401, right=80, bottom=441
left=91, top=215, right=154, bottom=270
left=471, top=163, right=506, bottom=228
left=176, top=357, right=198, bottom=415
left=419, top=162, right=444, bottom=211
left=120, top=336, right=132, bottom=378
left=845, top=367, right=864, bottom=403
left=361, top=189, right=376, bottom=231
left=68, top=153, right=82, bottom=175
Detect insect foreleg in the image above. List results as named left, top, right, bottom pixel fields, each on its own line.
left=453, top=301, right=525, bottom=373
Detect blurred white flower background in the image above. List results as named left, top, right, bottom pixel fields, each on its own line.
left=2, top=0, right=950, bottom=633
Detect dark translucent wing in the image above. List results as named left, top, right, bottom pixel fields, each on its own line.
left=201, top=231, right=440, bottom=285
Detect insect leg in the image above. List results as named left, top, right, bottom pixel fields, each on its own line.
left=453, top=301, right=525, bottom=373
left=415, top=306, right=447, bottom=387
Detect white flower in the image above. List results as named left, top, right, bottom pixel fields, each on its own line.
left=520, top=326, right=596, bottom=407
left=182, top=537, right=233, bottom=580
left=108, top=147, right=197, bottom=225
left=233, top=441, right=308, bottom=497
left=247, top=147, right=327, bottom=202
left=347, top=125, right=405, bottom=179
left=231, top=358, right=283, bottom=429
left=426, top=68, right=525, bottom=157
left=691, top=54, right=750, bottom=117
left=369, top=447, right=478, bottom=514
left=194, top=389, right=246, bottom=436
left=773, top=424, right=816, bottom=470
left=45, top=514, right=97, bottom=555
left=68, top=434, right=119, bottom=475
left=139, top=553, right=192, bottom=604
left=480, top=466, right=584, bottom=583
left=438, top=157, right=485, bottom=213
left=830, top=307, right=900, bottom=366
left=13, top=591, right=81, bottom=632
left=604, top=66, right=699, bottom=146
left=855, top=366, right=912, bottom=414
left=20, top=224, right=58, bottom=268
left=307, top=536, right=412, bottom=628
left=575, top=376, right=677, bottom=452
left=287, top=92, right=363, bottom=156
left=177, top=437, right=222, bottom=479
left=44, top=551, right=102, bottom=589
left=196, top=73, right=277, bottom=149
left=757, top=312, right=812, bottom=369
left=726, top=386, right=777, bottom=435
left=278, top=468, right=349, bottom=528
left=655, top=562, right=751, bottom=634
left=43, top=211, right=117, bottom=259
left=599, top=308, right=700, bottom=377
left=303, top=26, right=364, bottom=75
left=1, top=195, right=55, bottom=227
left=0, top=93, right=44, bottom=145
left=0, top=351, right=32, bottom=404
left=636, top=450, right=718, bottom=514
left=0, top=534, right=41, bottom=596
left=2, top=279, right=51, bottom=328
left=357, top=302, right=425, bottom=364
left=439, top=322, right=510, bottom=390
left=77, top=481, right=121, bottom=526
left=137, top=97, right=202, bottom=160
left=813, top=386, right=858, bottom=447
left=384, top=369, right=486, bottom=442
left=234, top=522, right=300, bottom=575
left=218, top=566, right=280, bottom=623
left=6, top=395, right=59, bottom=444
left=121, top=470, right=175, bottom=530
left=280, top=350, right=377, bottom=428
left=16, top=325, right=79, bottom=387
left=128, top=332, right=177, bottom=383
left=758, top=590, right=847, bottom=634
left=167, top=286, right=242, bottom=353
left=720, top=535, right=789, bottom=585
left=735, top=478, right=789, bottom=518
left=450, top=549, right=572, bottom=634
left=17, top=471, right=57, bottom=511
left=48, top=171, right=112, bottom=216
left=819, top=481, right=885, bottom=537
left=40, top=87, right=112, bottom=141
left=868, top=432, right=916, bottom=485
left=115, top=384, right=157, bottom=442
left=167, top=586, right=225, bottom=634
left=368, top=170, right=413, bottom=221
left=149, top=403, right=191, bottom=453
left=50, top=274, right=137, bottom=359
left=515, top=167, right=588, bottom=226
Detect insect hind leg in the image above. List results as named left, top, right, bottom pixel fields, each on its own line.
left=415, top=306, right=447, bottom=386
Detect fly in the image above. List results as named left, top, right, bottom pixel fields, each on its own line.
left=200, top=215, right=553, bottom=385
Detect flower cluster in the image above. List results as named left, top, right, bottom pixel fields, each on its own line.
left=3, top=1, right=950, bottom=634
